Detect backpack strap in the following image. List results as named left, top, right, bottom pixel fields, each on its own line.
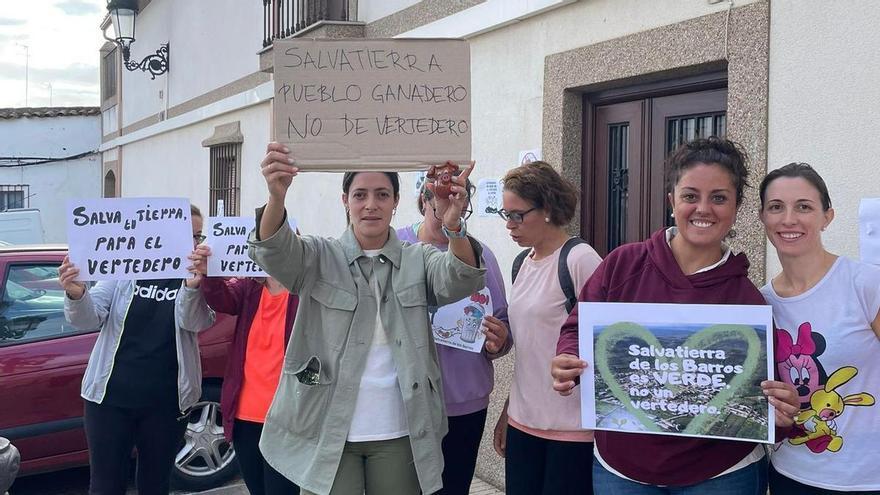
left=510, top=248, right=532, bottom=284
left=558, top=237, right=587, bottom=314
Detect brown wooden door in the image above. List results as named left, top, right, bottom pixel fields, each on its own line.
left=583, top=81, right=727, bottom=257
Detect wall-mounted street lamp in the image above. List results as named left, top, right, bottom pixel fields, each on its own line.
left=103, top=0, right=169, bottom=79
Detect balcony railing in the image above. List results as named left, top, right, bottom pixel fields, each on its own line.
left=262, top=0, right=350, bottom=47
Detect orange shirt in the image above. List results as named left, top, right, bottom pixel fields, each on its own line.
left=235, top=287, right=289, bottom=423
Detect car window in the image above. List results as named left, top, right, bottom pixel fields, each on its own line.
left=0, top=263, right=86, bottom=346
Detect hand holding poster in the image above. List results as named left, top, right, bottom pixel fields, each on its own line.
left=66, top=198, right=194, bottom=281
left=272, top=38, right=471, bottom=172
left=204, top=216, right=297, bottom=277
left=578, top=302, right=774, bottom=443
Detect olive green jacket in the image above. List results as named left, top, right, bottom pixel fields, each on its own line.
left=249, top=212, right=486, bottom=495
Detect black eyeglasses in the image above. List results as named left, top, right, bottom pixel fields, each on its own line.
left=193, top=234, right=207, bottom=244
left=497, top=207, right=537, bottom=224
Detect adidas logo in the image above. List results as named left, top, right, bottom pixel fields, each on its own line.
left=134, top=284, right=179, bottom=302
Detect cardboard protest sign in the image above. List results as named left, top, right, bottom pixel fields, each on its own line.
left=578, top=302, right=774, bottom=443
left=429, top=289, right=492, bottom=353
left=205, top=216, right=297, bottom=277
left=859, top=198, right=880, bottom=265
left=67, top=198, right=194, bottom=281
left=273, top=38, right=471, bottom=172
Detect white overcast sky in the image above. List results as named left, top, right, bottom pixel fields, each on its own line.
left=0, top=0, right=106, bottom=108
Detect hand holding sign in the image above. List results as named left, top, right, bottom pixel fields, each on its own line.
left=59, top=256, right=86, bottom=300
left=481, top=314, right=508, bottom=354
left=261, top=142, right=300, bottom=201
left=551, top=354, right=588, bottom=396
left=761, top=380, right=800, bottom=427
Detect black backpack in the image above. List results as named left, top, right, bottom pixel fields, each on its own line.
left=511, top=237, right=587, bottom=314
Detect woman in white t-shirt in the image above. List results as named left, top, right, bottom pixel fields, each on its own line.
left=759, top=163, right=880, bottom=494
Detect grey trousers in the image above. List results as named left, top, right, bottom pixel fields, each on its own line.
left=303, top=436, right=421, bottom=495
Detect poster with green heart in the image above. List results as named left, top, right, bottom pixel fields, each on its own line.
left=579, top=302, right=775, bottom=443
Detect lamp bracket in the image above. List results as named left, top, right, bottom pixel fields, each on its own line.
left=123, top=43, right=169, bottom=79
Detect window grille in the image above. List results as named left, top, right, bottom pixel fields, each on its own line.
left=209, top=144, right=241, bottom=216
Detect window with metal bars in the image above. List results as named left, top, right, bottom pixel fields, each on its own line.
left=0, top=185, right=28, bottom=211
left=209, top=144, right=241, bottom=216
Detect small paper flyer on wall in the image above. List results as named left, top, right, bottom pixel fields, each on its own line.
left=577, top=302, right=775, bottom=443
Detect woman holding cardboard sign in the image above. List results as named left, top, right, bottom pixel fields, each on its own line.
left=551, top=137, right=800, bottom=494
left=59, top=204, right=215, bottom=495
left=248, top=142, right=485, bottom=495
left=759, top=163, right=880, bottom=494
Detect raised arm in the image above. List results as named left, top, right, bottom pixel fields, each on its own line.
left=258, top=142, right=299, bottom=241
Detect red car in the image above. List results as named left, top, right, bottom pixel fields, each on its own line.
left=0, top=245, right=238, bottom=490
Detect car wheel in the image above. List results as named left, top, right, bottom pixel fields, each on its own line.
left=170, top=385, right=238, bottom=491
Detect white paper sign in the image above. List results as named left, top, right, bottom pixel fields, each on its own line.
left=859, top=198, right=880, bottom=265
left=205, top=217, right=264, bottom=277
left=477, top=178, right=502, bottom=217
left=430, top=288, right=492, bottom=352
left=205, top=216, right=298, bottom=277
left=578, top=302, right=775, bottom=444
left=67, top=197, right=193, bottom=281
left=518, top=148, right=542, bottom=165
left=414, top=171, right=428, bottom=197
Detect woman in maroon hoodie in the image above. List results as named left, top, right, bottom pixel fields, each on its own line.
left=190, top=245, right=300, bottom=495
left=551, top=137, right=800, bottom=494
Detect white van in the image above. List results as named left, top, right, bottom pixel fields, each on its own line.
left=0, top=209, right=46, bottom=244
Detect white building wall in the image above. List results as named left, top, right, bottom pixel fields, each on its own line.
left=766, top=1, right=880, bottom=277
left=0, top=114, right=102, bottom=242
left=0, top=157, right=102, bottom=243
left=0, top=115, right=100, bottom=156
left=119, top=0, right=263, bottom=127
left=357, top=0, right=420, bottom=23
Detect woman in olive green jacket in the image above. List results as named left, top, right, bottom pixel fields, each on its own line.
left=248, top=143, right=486, bottom=495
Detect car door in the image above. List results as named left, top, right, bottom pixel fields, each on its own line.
left=0, top=253, right=99, bottom=474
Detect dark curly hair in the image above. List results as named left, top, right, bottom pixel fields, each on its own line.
left=665, top=137, right=750, bottom=206
left=502, top=161, right=578, bottom=226
left=759, top=162, right=831, bottom=211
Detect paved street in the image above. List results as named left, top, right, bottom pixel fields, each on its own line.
left=8, top=467, right=503, bottom=494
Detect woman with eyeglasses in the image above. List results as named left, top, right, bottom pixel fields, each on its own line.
left=59, top=204, right=215, bottom=495
left=395, top=176, right=510, bottom=495
left=491, top=161, right=602, bottom=495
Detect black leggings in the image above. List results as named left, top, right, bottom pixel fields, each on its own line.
left=83, top=400, right=187, bottom=495
left=769, top=462, right=880, bottom=495
left=437, top=409, right=487, bottom=495
left=504, top=425, right=594, bottom=495
left=233, top=419, right=300, bottom=495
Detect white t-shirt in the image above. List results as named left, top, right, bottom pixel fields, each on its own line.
left=347, top=251, right=408, bottom=442
left=762, top=257, right=880, bottom=491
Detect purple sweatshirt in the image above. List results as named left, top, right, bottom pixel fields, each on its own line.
left=557, top=228, right=787, bottom=486
left=397, top=224, right=511, bottom=416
